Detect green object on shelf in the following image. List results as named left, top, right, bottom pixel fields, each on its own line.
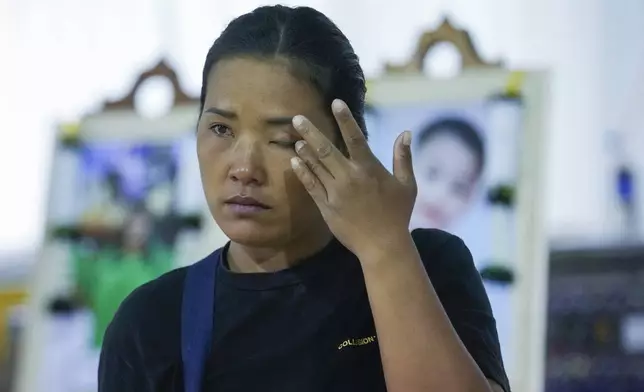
left=479, top=264, right=514, bottom=285
left=180, top=214, right=203, bottom=229
left=486, top=184, right=515, bottom=207
left=51, top=225, right=82, bottom=240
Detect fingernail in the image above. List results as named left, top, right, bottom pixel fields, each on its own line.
left=292, top=115, right=305, bottom=128
left=290, top=157, right=301, bottom=169
left=332, top=99, right=346, bottom=113
left=402, top=131, right=412, bottom=146
left=295, top=140, right=306, bottom=152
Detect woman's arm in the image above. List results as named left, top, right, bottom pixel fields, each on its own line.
left=98, top=277, right=179, bottom=392
left=98, top=348, right=146, bottom=392
left=358, top=231, right=507, bottom=392
left=288, top=104, right=508, bottom=390
left=98, top=320, right=149, bottom=392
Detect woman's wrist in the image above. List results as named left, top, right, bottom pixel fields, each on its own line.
left=355, top=230, right=418, bottom=268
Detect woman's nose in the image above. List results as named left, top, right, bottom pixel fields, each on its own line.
left=228, top=140, right=267, bottom=186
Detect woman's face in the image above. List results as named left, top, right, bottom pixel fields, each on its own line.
left=412, top=132, right=480, bottom=229
left=197, top=57, right=336, bottom=247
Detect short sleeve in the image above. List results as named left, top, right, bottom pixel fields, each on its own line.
left=98, top=269, right=186, bottom=392
left=98, top=298, right=150, bottom=392
left=413, top=229, right=511, bottom=392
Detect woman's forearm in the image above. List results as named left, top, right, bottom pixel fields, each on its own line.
left=358, top=233, right=492, bottom=392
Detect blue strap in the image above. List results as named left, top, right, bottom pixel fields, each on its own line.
left=181, top=250, right=221, bottom=392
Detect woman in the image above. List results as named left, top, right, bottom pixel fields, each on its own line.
left=99, top=5, right=509, bottom=392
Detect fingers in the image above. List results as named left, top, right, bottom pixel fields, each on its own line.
left=331, top=99, right=372, bottom=161
left=392, top=131, right=416, bottom=189
left=292, top=115, right=346, bottom=176
left=295, top=140, right=334, bottom=183
left=290, top=157, right=327, bottom=202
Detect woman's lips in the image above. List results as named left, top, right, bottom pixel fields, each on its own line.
left=224, top=195, right=271, bottom=216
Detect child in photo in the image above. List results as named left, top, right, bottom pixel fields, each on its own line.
left=411, top=116, right=485, bottom=230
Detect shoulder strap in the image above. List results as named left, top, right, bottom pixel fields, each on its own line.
left=181, top=249, right=221, bottom=392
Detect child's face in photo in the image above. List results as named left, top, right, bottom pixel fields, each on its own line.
left=412, top=132, right=480, bottom=229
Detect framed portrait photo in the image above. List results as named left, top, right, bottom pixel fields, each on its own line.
left=24, top=60, right=220, bottom=392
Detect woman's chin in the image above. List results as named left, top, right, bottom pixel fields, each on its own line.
left=220, top=220, right=287, bottom=247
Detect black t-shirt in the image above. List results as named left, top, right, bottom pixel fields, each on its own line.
left=98, top=228, right=510, bottom=392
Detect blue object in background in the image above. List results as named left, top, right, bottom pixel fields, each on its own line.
left=80, top=142, right=179, bottom=203
left=617, top=165, right=634, bottom=205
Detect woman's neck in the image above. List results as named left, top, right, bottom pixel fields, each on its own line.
left=227, top=229, right=333, bottom=273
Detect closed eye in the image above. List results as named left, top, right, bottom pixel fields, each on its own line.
left=270, top=140, right=298, bottom=148
left=209, top=124, right=232, bottom=137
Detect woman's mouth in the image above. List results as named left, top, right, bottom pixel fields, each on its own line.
left=224, top=195, right=271, bottom=215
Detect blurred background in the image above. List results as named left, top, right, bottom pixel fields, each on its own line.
left=1, top=0, right=644, bottom=391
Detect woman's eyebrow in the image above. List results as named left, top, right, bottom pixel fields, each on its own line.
left=203, top=107, right=293, bottom=127
left=204, top=107, right=236, bottom=118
